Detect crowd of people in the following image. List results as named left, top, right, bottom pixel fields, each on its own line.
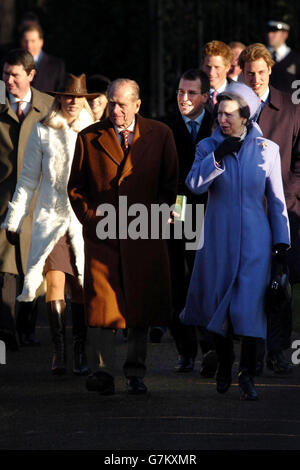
left=0, top=13, right=300, bottom=401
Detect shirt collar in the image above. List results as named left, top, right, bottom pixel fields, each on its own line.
left=260, top=87, right=270, bottom=103
left=182, top=109, right=205, bottom=126
left=9, top=88, right=32, bottom=105
left=269, top=43, right=290, bottom=62
left=210, top=80, right=228, bottom=95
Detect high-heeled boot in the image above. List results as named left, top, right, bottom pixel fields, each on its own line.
left=238, top=336, right=259, bottom=401
left=71, top=303, right=89, bottom=375
left=46, top=300, right=66, bottom=375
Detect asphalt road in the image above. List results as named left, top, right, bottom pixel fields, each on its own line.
left=1, top=318, right=300, bottom=454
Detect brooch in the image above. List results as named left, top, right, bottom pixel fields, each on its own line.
left=260, top=141, right=268, bottom=149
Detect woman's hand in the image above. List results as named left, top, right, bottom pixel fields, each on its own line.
left=6, top=230, right=19, bottom=245
left=214, top=137, right=243, bottom=163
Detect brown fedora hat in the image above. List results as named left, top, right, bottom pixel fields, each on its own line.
left=49, top=73, right=100, bottom=99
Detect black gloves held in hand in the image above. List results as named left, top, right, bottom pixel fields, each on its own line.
left=214, top=137, right=243, bottom=163
left=273, top=243, right=289, bottom=273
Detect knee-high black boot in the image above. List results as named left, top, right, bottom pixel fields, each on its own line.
left=238, top=336, right=259, bottom=401
left=214, top=333, right=235, bottom=394
left=71, top=303, right=89, bottom=376
left=46, top=300, right=66, bottom=375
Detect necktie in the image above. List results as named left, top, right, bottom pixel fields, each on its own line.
left=17, top=101, right=25, bottom=123
left=211, top=90, right=218, bottom=106
left=120, top=129, right=131, bottom=156
left=271, top=50, right=277, bottom=62
left=188, top=120, right=198, bottom=142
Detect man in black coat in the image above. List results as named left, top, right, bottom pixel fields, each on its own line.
left=20, top=23, right=66, bottom=93
left=240, top=43, right=300, bottom=375
left=161, top=69, right=217, bottom=375
left=267, top=20, right=300, bottom=95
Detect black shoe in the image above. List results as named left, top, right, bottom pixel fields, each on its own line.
left=200, top=350, right=218, bottom=378
left=216, top=374, right=232, bottom=394
left=149, top=327, right=164, bottom=343
left=86, top=371, right=115, bottom=395
left=266, top=352, right=293, bottom=375
left=127, top=377, right=147, bottom=395
left=238, top=373, right=259, bottom=401
left=19, top=332, right=40, bottom=347
left=174, top=355, right=194, bottom=373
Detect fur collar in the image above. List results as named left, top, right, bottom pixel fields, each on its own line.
left=47, top=107, right=94, bottom=132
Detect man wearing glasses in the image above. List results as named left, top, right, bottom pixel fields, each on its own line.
left=161, top=69, right=216, bottom=376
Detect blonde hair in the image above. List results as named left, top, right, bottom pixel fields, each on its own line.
left=238, top=43, right=275, bottom=70
left=42, top=96, right=94, bottom=127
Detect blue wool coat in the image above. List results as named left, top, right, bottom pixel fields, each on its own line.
left=180, top=123, right=290, bottom=338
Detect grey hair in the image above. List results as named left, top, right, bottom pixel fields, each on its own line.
left=108, top=78, right=140, bottom=101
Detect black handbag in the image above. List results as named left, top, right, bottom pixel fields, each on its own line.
left=265, top=253, right=292, bottom=315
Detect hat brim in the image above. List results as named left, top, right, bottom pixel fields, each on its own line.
left=47, top=91, right=101, bottom=99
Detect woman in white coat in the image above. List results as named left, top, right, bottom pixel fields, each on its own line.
left=3, top=74, right=97, bottom=375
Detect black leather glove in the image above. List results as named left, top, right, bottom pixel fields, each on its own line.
left=6, top=230, right=19, bottom=246
left=214, top=136, right=243, bottom=163
left=273, top=243, right=289, bottom=273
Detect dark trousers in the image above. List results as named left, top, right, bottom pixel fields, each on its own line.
left=257, top=295, right=292, bottom=361
left=167, top=233, right=215, bottom=359
left=214, top=332, right=258, bottom=377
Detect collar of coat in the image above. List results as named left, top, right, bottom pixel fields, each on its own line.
left=96, top=113, right=153, bottom=176
left=203, top=121, right=263, bottom=153
left=267, top=86, right=284, bottom=111
left=0, top=86, right=54, bottom=120
left=46, top=107, right=94, bottom=133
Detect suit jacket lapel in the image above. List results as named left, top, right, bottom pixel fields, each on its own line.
left=97, top=122, right=124, bottom=166
left=121, top=114, right=151, bottom=178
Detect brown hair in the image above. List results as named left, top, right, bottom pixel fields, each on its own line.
left=238, top=43, right=275, bottom=70
left=202, top=40, right=233, bottom=66
left=20, top=22, right=44, bottom=39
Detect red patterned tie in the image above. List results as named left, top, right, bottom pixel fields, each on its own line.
left=17, top=101, right=25, bottom=123
left=211, top=90, right=218, bottom=106
left=120, top=129, right=131, bottom=155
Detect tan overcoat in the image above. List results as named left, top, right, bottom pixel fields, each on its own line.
left=68, top=114, right=178, bottom=328
left=0, top=87, right=53, bottom=274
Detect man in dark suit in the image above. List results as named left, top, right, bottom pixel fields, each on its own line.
left=267, top=20, right=300, bottom=94
left=161, top=69, right=217, bottom=375
left=201, top=40, right=233, bottom=113
left=239, top=42, right=300, bottom=375
left=20, top=23, right=66, bottom=93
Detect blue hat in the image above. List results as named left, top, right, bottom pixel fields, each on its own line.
left=217, top=82, right=260, bottom=119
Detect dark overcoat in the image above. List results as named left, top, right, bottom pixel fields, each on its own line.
left=258, top=85, right=300, bottom=282
left=32, top=52, right=66, bottom=93
left=68, top=114, right=178, bottom=329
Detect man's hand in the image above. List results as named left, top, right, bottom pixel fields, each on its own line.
left=214, top=137, right=243, bottom=163
left=6, top=230, right=19, bottom=245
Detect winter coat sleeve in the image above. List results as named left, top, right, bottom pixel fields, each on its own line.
left=265, top=146, right=291, bottom=246
left=68, top=132, right=95, bottom=225
left=185, top=141, right=225, bottom=195
left=1, top=124, right=43, bottom=233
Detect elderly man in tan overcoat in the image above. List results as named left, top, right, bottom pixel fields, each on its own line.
left=0, top=48, right=53, bottom=349
left=68, top=78, right=178, bottom=395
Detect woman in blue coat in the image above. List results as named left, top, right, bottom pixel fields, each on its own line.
left=180, top=82, right=290, bottom=400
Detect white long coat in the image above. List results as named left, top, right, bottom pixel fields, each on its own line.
left=2, top=108, right=94, bottom=301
